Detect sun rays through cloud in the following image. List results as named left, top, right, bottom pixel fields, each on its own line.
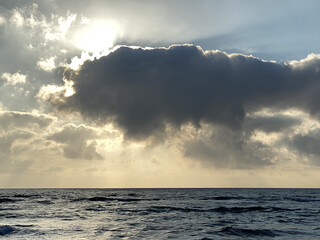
left=71, top=19, right=121, bottom=54
left=0, top=0, right=320, bottom=189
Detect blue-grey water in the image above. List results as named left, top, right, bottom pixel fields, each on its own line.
left=0, top=188, right=319, bottom=239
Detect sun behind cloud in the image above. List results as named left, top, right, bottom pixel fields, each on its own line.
left=72, top=19, right=120, bottom=54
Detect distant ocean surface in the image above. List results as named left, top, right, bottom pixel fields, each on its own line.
left=0, top=188, right=320, bottom=239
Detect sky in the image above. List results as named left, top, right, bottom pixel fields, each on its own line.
left=1, top=0, right=320, bottom=188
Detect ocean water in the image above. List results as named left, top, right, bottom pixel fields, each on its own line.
left=0, top=189, right=319, bottom=239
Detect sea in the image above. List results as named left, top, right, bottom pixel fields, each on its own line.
left=0, top=188, right=319, bottom=239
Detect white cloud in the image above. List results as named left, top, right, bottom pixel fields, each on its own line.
left=68, top=51, right=95, bottom=70
left=1, top=72, right=27, bottom=85
left=8, top=5, right=77, bottom=45
left=80, top=16, right=90, bottom=25
left=37, top=56, right=56, bottom=71
left=45, top=12, right=77, bottom=41
left=10, top=9, right=24, bottom=26
left=37, top=79, right=75, bottom=104
left=287, top=53, right=320, bottom=70
left=0, top=15, right=6, bottom=25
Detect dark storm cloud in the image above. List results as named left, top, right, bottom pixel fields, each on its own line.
left=291, top=130, right=320, bottom=161
left=183, top=126, right=272, bottom=168
left=48, top=45, right=320, bottom=140
left=244, top=115, right=301, bottom=133
left=182, top=113, right=303, bottom=168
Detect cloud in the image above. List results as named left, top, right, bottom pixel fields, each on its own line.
left=244, top=114, right=301, bottom=133
left=44, top=45, right=320, bottom=141
left=36, top=44, right=320, bottom=168
left=47, top=124, right=103, bottom=160
left=180, top=110, right=307, bottom=168
left=5, top=4, right=76, bottom=42
left=1, top=72, right=27, bottom=85
left=44, top=11, right=76, bottom=41
left=10, top=9, right=24, bottom=26
left=0, top=110, right=55, bottom=173
left=182, top=124, right=273, bottom=168
left=0, top=130, right=33, bottom=155
left=291, top=130, right=320, bottom=164
left=0, top=15, right=6, bottom=25
left=0, top=110, right=54, bottom=129
left=0, top=108, right=109, bottom=175
left=37, top=56, right=56, bottom=71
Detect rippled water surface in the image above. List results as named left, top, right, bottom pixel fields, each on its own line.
left=0, top=188, right=320, bottom=239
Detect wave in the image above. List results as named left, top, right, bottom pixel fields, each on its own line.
left=85, top=205, right=107, bottom=212
left=144, top=206, right=201, bottom=213
left=14, top=224, right=34, bottom=228
left=219, top=226, right=278, bottom=237
left=37, top=200, right=54, bottom=205
left=73, top=196, right=160, bottom=202
left=13, top=194, right=39, bottom=198
left=201, top=196, right=245, bottom=201
left=85, top=207, right=106, bottom=212
left=214, top=206, right=293, bottom=213
left=146, top=206, right=262, bottom=213
left=214, top=206, right=265, bottom=213
left=0, top=225, right=16, bottom=236
left=127, top=193, right=140, bottom=197
left=0, top=213, right=23, bottom=219
left=88, top=196, right=142, bottom=202
left=0, top=198, right=17, bottom=203
left=0, top=207, right=17, bottom=211
left=130, top=205, right=295, bottom=214
left=285, top=197, right=320, bottom=202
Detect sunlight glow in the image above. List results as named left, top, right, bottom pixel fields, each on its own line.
left=72, top=20, right=120, bottom=54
